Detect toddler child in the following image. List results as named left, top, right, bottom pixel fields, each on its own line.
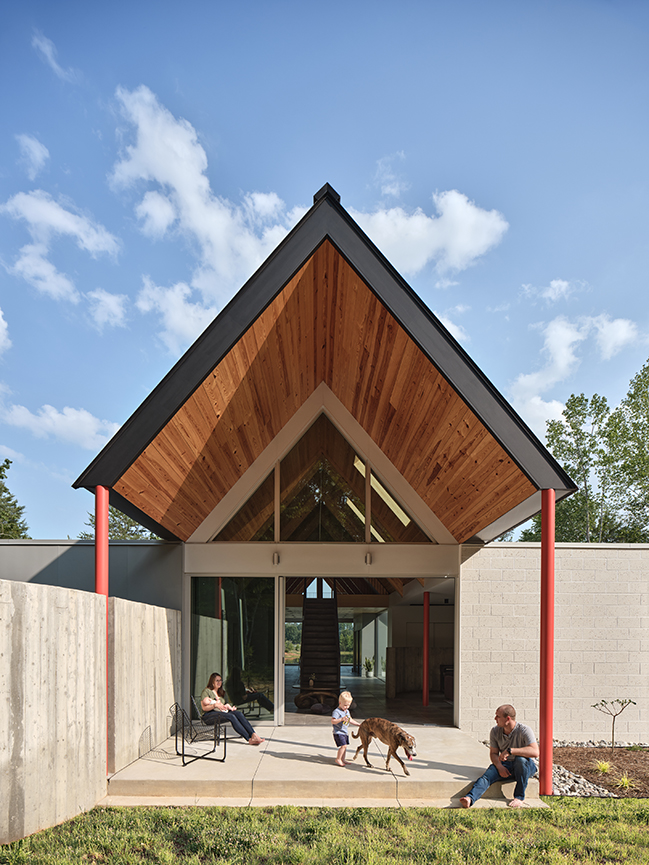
left=331, top=690, right=361, bottom=766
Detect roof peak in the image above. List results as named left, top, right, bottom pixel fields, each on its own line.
left=313, top=183, right=341, bottom=204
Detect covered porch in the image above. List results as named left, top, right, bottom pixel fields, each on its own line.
left=103, top=723, right=543, bottom=809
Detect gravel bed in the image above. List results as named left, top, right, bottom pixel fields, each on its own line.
left=479, top=740, right=649, bottom=799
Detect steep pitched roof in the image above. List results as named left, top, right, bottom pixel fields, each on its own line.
left=74, top=183, right=575, bottom=542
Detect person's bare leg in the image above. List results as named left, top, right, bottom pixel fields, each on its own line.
left=335, top=744, right=347, bottom=766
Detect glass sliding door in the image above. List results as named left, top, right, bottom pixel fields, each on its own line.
left=191, top=577, right=275, bottom=721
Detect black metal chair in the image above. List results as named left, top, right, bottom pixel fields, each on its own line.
left=170, top=702, right=227, bottom=765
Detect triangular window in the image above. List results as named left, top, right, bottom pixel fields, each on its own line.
left=213, top=414, right=431, bottom=542
left=280, top=415, right=365, bottom=542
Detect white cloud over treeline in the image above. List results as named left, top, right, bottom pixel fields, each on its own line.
left=509, top=313, right=640, bottom=436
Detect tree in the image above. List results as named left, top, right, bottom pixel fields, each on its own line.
left=519, top=493, right=636, bottom=543
left=519, top=361, right=649, bottom=543
left=0, top=459, right=30, bottom=538
left=609, top=360, right=649, bottom=539
left=79, top=505, right=159, bottom=540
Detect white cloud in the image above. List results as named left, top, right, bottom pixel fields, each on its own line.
left=31, top=32, right=78, bottom=83
left=374, top=152, right=409, bottom=198
left=436, top=314, right=470, bottom=344
left=509, top=317, right=589, bottom=436
left=590, top=313, right=638, bottom=360
left=15, top=134, right=50, bottom=180
left=434, top=304, right=471, bottom=344
left=0, top=401, right=119, bottom=450
left=135, top=190, right=176, bottom=238
left=508, top=313, right=641, bottom=437
left=1, top=191, right=119, bottom=254
left=511, top=317, right=587, bottom=399
left=1, top=191, right=119, bottom=301
left=0, top=308, right=11, bottom=355
left=350, top=189, right=508, bottom=277
left=522, top=278, right=581, bottom=304
left=9, top=242, right=79, bottom=301
left=110, top=86, right=506, bottom=311
left=136, top=276, right=217, bottom=355
left=86, top=288, right=128, bottom=330
left=0, top=444, right=24, bottom=461
left=110, top=86, right=303, bottom=303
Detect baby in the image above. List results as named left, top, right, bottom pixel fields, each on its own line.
left=331, top=690, right=361, bottom=766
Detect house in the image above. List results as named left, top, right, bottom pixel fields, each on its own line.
left=71, top=183, right=579, bottom=792
left=4, top=185, right=647, bottom=845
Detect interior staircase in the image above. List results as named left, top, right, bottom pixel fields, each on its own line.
left=299, top=592, right=340, bottom=698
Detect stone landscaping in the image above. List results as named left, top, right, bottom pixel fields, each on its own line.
left=482, top=740, right=649, bottom=798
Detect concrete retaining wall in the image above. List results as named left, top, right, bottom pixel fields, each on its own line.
left=108, top=598, right=182, bottom=774
left=0, top=580, right=106, bottom=845
left=459, top=543, right=649, bottom=742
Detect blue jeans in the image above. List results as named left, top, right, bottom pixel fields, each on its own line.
left=202, top=709, right=256, bottom=740
left=467, top=757, right=536, bottom=803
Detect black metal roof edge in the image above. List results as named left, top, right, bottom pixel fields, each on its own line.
left=108, top=488, right=181, bottom=542
left=73, top=192, right=337, bottom=489
left=74, top=183, right=576, bottom=496
left=314, top=199, right=577, bottom=493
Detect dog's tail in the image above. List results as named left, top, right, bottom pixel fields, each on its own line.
left=351, top=730, right=360, bottom=739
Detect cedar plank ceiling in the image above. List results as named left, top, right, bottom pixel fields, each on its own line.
left=113, top=240, right=536, bottom=542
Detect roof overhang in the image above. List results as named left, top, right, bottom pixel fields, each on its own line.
left=74, top=184, right=576, bottom=544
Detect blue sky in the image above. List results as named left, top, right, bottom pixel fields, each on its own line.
left=1, top=0, right=648, bottom=539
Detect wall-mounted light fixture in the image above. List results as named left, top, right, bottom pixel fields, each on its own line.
left=364, top=552, right=372, bottom=565
left=272, top=552, right=280, bottom=565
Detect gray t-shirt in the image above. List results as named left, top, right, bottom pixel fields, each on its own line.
left=332, top=707, right=351, bottom=734
left=490, top=722, right=536, bottom=753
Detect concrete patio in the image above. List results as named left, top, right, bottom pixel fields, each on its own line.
left=102, top=723, right=544, bottom=809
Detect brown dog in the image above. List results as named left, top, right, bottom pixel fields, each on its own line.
left=351, top=717, right=417, bottom=776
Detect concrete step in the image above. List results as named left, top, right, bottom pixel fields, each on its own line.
left=107, top=725, right=544, bottom=807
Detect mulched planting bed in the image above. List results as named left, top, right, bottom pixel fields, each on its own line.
left=553, top=746, right=649, bottom=797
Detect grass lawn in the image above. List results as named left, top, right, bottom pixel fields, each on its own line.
left=1, top=799, right=648, bottom=865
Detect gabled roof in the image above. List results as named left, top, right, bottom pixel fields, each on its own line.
left=74, top=183, right=576, bottom=543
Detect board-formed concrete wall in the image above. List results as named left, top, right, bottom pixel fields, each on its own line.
left=0, top=579, right=106, bottom=845
left=108, top=597, right=181, bottom=774
left=459, top=543, right=648, bottom=742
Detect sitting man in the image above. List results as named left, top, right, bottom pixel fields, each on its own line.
left=460, top=704, right=539, bottom=809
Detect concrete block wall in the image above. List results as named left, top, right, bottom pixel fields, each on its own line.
left=108, top=597, right=181, bottom=774
left=0, top=579, right=106, bottom=845
left=459, top=543, right=649, bottom=742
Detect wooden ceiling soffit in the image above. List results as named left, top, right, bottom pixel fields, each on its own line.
left=74, top=186, right=576, bottom=543
left=110, top=241, right=535, bottom=542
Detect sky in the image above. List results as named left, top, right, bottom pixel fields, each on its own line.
left=1, top=0, right=649, bottom=540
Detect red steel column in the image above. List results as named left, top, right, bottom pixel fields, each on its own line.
left=540, top=488, right=555, bottom=795
left=423, top=591, right=430, bottom=706
left=95, top=485, right=109, bottom=596
left=95, top=485, right=109, bottom=773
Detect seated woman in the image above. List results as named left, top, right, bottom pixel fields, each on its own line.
left=200, top=672, right=265, bottom=745
left=226, top=666, right=274, bottom=713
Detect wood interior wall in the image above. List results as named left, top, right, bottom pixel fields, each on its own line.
left=114, top=241, right=535, bottom=541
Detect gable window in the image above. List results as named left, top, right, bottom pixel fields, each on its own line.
left=280, top=415, right=364, bottom=542
left=212, top=414, right=431, bottom=542
left=214, top=472, right=274, bottom=541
